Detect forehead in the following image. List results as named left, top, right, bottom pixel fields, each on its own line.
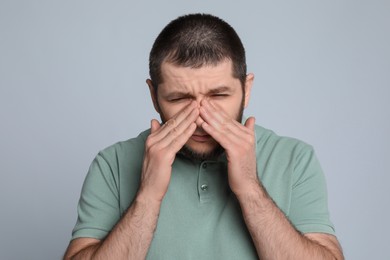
left=159, top=60, right=239, bottom=92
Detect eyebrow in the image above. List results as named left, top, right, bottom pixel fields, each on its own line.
left=208, top=86, right=232, bottom=94
left=163, top=91, right=192, bottom=100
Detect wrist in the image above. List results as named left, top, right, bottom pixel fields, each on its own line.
left=234, top=180, right=268, bottom=203
left=135, top=189, right=163, bottom=209
left=232, top=180, right=261, bottom=200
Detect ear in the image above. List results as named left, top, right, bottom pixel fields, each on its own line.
left=146, top=79, right=160, bottom=113
left=243, top=73, right=254, bottom=108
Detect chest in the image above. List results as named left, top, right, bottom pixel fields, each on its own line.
left=146, top=160, right=258, bottom=259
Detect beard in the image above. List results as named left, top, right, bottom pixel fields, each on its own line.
left=157, top=92, right=245, bottom=162
left=178, top=142, right=224, bottom=162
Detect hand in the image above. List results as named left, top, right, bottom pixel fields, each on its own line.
left=199, top=99, right=258, bottom=197
left=138, top=101, right=198, bottom=203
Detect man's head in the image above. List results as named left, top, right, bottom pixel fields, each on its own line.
left=149, top=13, right=247, bottom=89
left=147, top=13, right=254, bottom=161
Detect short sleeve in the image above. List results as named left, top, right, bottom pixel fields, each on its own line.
left=288, top=147, right=336, bottom=235
left=71, top=153, right=121, bottom=240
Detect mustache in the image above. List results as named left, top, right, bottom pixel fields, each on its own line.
left=193, top=128, right=208, bottom=135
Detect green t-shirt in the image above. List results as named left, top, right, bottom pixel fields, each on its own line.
left=72, top=125, right=335, bottom=259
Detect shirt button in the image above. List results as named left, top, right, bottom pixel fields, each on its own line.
left=202, top=163, right=207, bottom=169
left=201, top=184, right=208, bottom=191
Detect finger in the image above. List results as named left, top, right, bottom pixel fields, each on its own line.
left=201, top=99, right=249, bottom=130
left=151, top=101, right=197, bottom=142
left=199, top=99, right=226, bottom=128
left=148, top=121, right=197, bottom=159
left=149, top=102, right=198, bottom=149
left=244, top=117, right=256, bottom=132
left=202, top=118, right=256, bottom=159
left=150, top=119, right=161, bottom=134
left=173, top=101, right=198, bottom=125
left=155, top=108, right=198, bottom=149
left=200, top=101, right=254, bottom=148
left=201, top=120, right=242, bottom=148
left=200, top=99, right=245, bottom=135
left=162, top=102, right=198, bottom=137
left=167, top=122, right=197, bottom=153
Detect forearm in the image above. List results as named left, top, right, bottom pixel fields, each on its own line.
left=237, top=182, right=343, bottom=260
left=70, top=195, right=161, bottom=260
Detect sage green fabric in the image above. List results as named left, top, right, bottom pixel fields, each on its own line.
left=71, top=125, right=335, bottom=259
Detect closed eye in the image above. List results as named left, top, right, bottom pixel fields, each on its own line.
left=211, top=94, right=229, bottom=98
left=168, top=97, right=191, bottom=102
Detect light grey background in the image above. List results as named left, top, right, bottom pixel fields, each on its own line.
left=1, top=0, right=389, bottom=259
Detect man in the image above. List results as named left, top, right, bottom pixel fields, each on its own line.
left=64, top=13, right=343, bottom=259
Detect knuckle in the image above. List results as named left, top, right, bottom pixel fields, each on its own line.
left=247, top=135, right=255, bottom=144
left=165, top=118, right=176, bottom=127
left=149, top=145, right=170, bottom=162
left=170, top=126, right=179, bottom=137
left=169, top=138, right=178, bottom=148
left=222, top=118, right=234, bottom=129
left=146, top=143, right=158, bottom=154
left=145, top=137, right=154, bottom=148
left=145, top=139, right=153, bottom=152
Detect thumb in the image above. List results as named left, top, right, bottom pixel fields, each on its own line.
left=150, top=119, right=161, bottom=134
left=244, top=117, right=256, bottom=131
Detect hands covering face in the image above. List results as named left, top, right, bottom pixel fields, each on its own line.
left=138, top=100, right=258, bottom=203
left=199, top=99, right=258, bottom=197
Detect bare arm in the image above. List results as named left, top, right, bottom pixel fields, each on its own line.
left=64, top=102, right=198, bottom=259
left=64, top=196, right=160, bottom=259
left=200, top=99, right=344, bottom=260
left=237, top=182, right=344, bottom=260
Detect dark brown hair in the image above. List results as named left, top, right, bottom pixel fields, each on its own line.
left=149, top=13, right=247, bottom=89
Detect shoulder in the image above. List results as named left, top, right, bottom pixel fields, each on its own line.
left=97, top=129, right=150, bottom=163
left=253, top=124, right=321, bottom=188
left=80, top=129, right=151, bottom=213
left=254, top=124, right=314, bottom=157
